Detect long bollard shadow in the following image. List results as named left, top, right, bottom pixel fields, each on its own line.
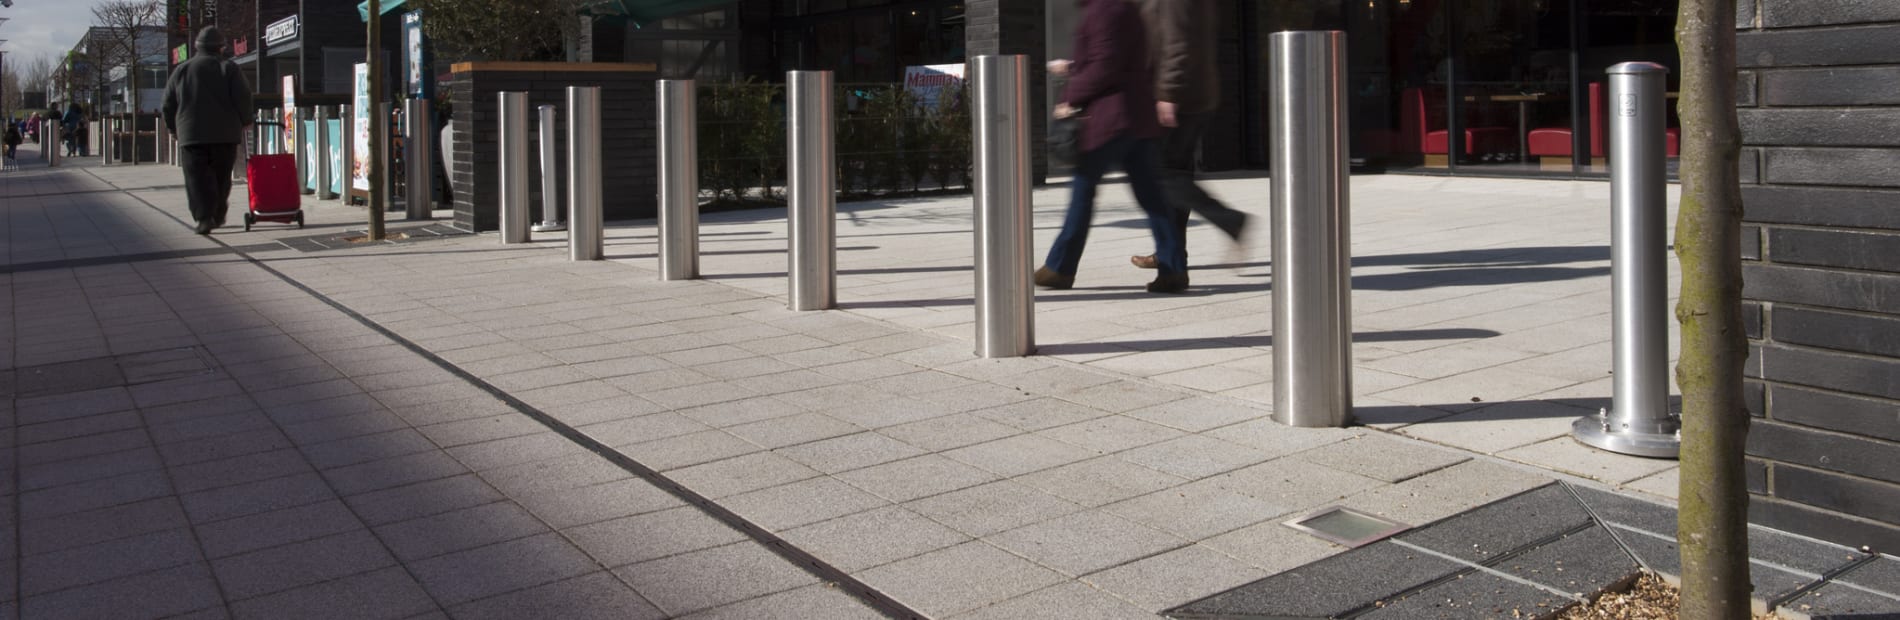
left=1356, top=395, right=1684, bottom=425
left=603, top=244, right=879, bottom=261
left=1036, top=328, right=1501, bottom=356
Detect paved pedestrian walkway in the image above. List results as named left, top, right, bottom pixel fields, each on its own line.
left=4, top=142, right=1894, bottom=619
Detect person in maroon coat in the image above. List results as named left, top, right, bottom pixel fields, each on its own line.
left=1034, top=0, right=1189, bottom=294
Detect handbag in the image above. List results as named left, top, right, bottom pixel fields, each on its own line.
left=1049, top=114, right=1083, bottom=167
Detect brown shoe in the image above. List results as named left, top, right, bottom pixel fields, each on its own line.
left=1130, top=254, right=1158, bottom=269
left=1146, top=273, right=1190, bottom=294
left=1034, top=267, right=1075, bottom=290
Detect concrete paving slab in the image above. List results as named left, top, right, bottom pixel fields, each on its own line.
left=1495, top=525, right=1641, bottom=598
left=614, top=542, right=820, bottom=616
left=987, top=510, right=1188, bottom=577
left=779, top=505, right=972, bottom=573
left=1397, top=484, right=1590, bottom=563
left=1358, top=571, right=1575, bottom=620
left=857, top=541, right=1067, bottom=618
left=679, top=583, right=887, bottom=620
left=1166, top=541, right=1464, bottom=618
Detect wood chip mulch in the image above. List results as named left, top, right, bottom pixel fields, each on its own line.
left=1554, top=573, right=1782, bottom=620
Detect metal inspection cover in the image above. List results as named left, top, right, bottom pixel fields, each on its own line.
left=1284, top=506, right=1410, bottom=548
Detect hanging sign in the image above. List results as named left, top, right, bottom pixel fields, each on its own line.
left=264, top=15, right=299, bottom=46
left=403, top=11, right=428, bottom=98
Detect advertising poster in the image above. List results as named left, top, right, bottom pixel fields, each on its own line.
left=281, top=76, right=297, bottom=156
left=903, top=64, right=966, bottom=109
left=404, top=11, right=427, bottom=98
left=328, top=119, right=344, bottom=195
left=303, top=119, right=319, bottom=191
left=352, top=63, right=371, bottom=192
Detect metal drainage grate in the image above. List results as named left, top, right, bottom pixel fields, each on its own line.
left=1283, top=506, right=1410, bottom=548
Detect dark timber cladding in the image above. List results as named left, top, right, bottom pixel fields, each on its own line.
left=446, top=63, right=660, bottom=232
left=964, top=0, right=1049, bottom=184
left=1737, top=0, right=1900, bottom=552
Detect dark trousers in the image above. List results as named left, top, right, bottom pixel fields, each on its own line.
left=1163, top=111, right=1248, bottom=249
left=182, top=144, right=239, bottom=225
left=1045, top=135, right=1186, bottom=276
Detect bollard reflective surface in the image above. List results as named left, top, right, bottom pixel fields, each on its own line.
left=1573, top=62, right=1681, bottom=459
left=47, top=122, right=60, bottom=167
left=972, top=55, right=1035, bottom=358
left=533, top=105, right=566, bottom=233
left=316, top=106, right=336, bottom=199
left=498, top=93, right=531, bottom=244
left=787, top=71, right=836, bottom=311
left=568, top=87, right=604, bottom=261
left=406, top=98, right=434, bottom=220
left=659, top=80, right=700, bottom=281
left=1270, top=31, right=1354, bottom=428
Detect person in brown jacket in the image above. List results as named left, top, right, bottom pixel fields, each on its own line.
left=1036, top=0, right=1189, bottom=294
left=1130, top=0, right=1250, bottom=270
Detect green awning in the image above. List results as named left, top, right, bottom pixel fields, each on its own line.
left=356, top=0, right=408, bottom=22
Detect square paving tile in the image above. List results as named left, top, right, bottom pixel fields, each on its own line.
left=1212, top=457, right=1388, bottom=510
left=1036, top=415, right=1186, bottom=454
left=446, top=572, right=664, bottom=620
left=19, top=563, right=224, bottom=620
left=721, top=477, right=891, bottom=532
left=1357, top=570, right=1573, bottom=620
left=1498, top=437, right=1679, bottom=485
left=858, top=541, right=1067, bottom=618
left=878, top=414, right=1020, bottom=452
left=1119, top=434, right=1272, bottom=480
left=1396, top=399, right=1593, bottom=454
left=1396, top=483, right=1587, bottom=563
left=565, top=506, right=749, bottom=568
left=774, top=431, right=927, bottom=474
left=971, top=398, right=1110, bottom=432
left=1080, top=544, right=1268, bottom=612
left=944, top=434, right=1100, bottom=478
left=949, top=582, right=1155, bottom=620
left=1016, top=456, right=1189, bottom=508
left=667, top=452, right=823, bottom=499
left=1200, top=518, right=1348, bottom=574
left=833, top=454, right=1001, bottom=503
left=678, top=583, right=887, bottom=620
left=615, top=542, right=820, bottom=616
left=725, top=412, right=863, bottom=450
left=987, top=510, right=1188, bottom=577
left=906, top=480, right=1085, bottom=537
left=21, top=528, right=204, bottom=596
left=407, top=532, right=602, bottom=606
left=1103, top=479, right=1289, bottom=541
left=1164, top=540, right=1464, bottom=618
left=779, top=506, right=971, bottom=572
left=228, top=566, right=440, bottom=620
left=372, top=501, right=549, bottom=562
left=211, top=529, right=399, bottom=600
left=622, top=430, right=762, bottom=472
left=1297, top=434, right=1472, bottom=483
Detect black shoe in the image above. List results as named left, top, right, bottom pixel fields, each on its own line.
left=1034, top=267, right=1075, bottom=290
left=193, top=220, right=212, bottom=235
left=213, top=217, right=225, bottom=230
left=1147, top=273, right=1190, bottom=294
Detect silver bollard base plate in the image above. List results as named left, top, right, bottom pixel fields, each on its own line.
left=1570, top=411, right=1681, bottom=459
left=532, top=222, right=567, bottom=233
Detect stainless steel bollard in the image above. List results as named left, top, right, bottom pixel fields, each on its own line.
left=658, top=79, right=699, bottom=281
left=1573, top=62, right=1681, bottom=459
left=568, top=86, right=604, bottom=261
left=787, top=70, right=836, bottom=311
left=972, top=55, right=1035, bottom=358
left=498, top=92, right=531, bottom=244
left=316, top=106, right=336, bottom=199
left=298, top=108, right=314, bottom=194
left=405, top=98, right=434, bottom=220
left=47, top=121, right=60, bottom=167
left=379, top=102, right=395, bottom=208
left=1270, top=31, right=1354, bottom=428
left=339, top=105, right=353, bottom=194
left=532, top=105, right=566, bottom=233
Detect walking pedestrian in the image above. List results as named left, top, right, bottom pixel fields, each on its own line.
left=1130, top=0, right=1250, bottom=271
left=3, top=121, right=21, bottom=162
left=62, top=104, right=86, bottom=157
left=1035, top=0, right=1189, bottom=294
left=162, top=26, right=255, bottom=234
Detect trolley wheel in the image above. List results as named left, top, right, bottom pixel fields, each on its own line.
left=244, top=212, right=255, bottom=232
left=296, top=213, right=305, bottom=229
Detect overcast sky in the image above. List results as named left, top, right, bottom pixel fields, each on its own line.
left=4, top=0, right=119, bottom=73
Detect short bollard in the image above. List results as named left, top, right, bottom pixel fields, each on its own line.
left=405, top=98, right=435, bottom=220
left=1270, top=31, right=1354, bottom=428
left=658, top=79, right=699, bottom=281
left=533, top=105, right=567, bottom=233
left=47, top=122, right=61, bottom=167
left=498, top=92, right=531, bottom=245
left=787, top=70, right=836, bottom=311
left=972, top=55, right=1034, bottom=358
left=1572, top=62, right=1681, bottom=459
left=568, top=86, right=604, bottom=261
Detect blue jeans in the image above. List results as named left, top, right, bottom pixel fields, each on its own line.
left=1044, top=135, right=1186, bottom=276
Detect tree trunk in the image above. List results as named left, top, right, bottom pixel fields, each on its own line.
left=1674, top=1, right=1751, bottom=618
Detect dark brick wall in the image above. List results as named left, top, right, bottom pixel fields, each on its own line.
left=966, top=0, right=1048, bottom=183
left=1739, top=0, right=1900, bottom=553
left=447, top=64, right=658, bottom=232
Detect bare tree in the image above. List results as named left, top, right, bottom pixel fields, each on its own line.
left=91, top=0, right=165, bottom=162
left=1674, top=0, right=1751, bottom=617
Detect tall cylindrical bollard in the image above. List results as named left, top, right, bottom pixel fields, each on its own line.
left=658, top=79, right=699, bottom=281
left=316, top=106, right=336, bottom=199
left=1270, top=31, right=1354, bottom=428
left=298, top=108, right=315, bottom=194
left=47, top=121, right=60, bottom=167
left=379, top=102, right=395, bottom=211
left=569, top=87, right=604, bottom=261
left=787, top=71, right=836, bottom=311
left=498, top=92, right=531, bottom=244
left=1573, top=62, right=1681, bottom=459
left=405, top=98, right=434, bottom=220
left=972, top=55, right=1035, bottom=358
left=533, top=105, right=566, bottom=232
left=339, top=105, right=353, bottom=194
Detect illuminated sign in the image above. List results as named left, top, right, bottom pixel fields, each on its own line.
left=264, top=15, right=300, bottom=46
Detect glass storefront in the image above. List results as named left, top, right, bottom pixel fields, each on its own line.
left=772, top=1, right=966, bottom=81
left=1341, top=0, right=1680, bottom=176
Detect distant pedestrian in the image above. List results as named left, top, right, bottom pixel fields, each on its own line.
left=3, top=122, right=21, bottom=162
left=1036, top=0, right=1189, bottom=294
left=62, top=104, right=87, bottom=157
left=162, top=26, right=255, bottom=234
left=1130, top=0, right=1250, bottom=271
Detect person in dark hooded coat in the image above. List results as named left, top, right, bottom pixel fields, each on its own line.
left=163, top=26, right=255, bottom=234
